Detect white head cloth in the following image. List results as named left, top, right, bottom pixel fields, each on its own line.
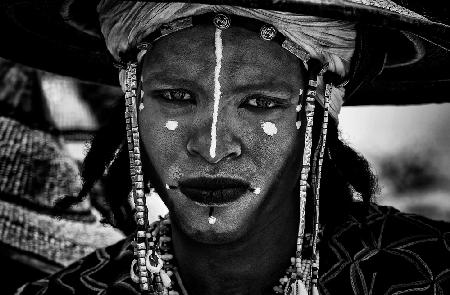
left=97, top=1, right=357, bottom=119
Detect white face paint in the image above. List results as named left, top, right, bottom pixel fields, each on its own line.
left=261, top=122, right=278, bottom=136
left=165, top=120, right=178, bottom=131
left=209, top=28, right=223, bottom=159
left=139, top=90, right=145, bottom=111
left=208, top=215, right=217, bottom=225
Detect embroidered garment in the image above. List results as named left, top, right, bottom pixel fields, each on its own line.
left=16, top=204, right=450, bottom=294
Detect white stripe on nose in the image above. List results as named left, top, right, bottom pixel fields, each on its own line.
left=210, top=28, right=223, bottom=159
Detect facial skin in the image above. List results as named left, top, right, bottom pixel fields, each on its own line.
left=139, top=24, right=305, bottom=245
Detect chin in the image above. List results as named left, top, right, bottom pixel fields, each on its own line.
left=168, top=194, right=258, bottom=245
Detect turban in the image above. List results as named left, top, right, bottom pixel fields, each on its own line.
left=97, top=1, right=358, bottom=118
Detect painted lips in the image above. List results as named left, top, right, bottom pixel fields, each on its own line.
left=178, top=177, right=250, bottom=206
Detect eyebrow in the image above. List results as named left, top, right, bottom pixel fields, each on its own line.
left=143, top=73, right=201, bottom=90
left=231, top=81, right=296, bottom=97
left=143, top=72, right=297, bottom=98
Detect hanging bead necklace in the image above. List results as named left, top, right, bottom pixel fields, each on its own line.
left=130, top=215, right=314, bottom=295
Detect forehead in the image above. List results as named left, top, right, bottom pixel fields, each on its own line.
left=142, top=24, right=303, bottom=86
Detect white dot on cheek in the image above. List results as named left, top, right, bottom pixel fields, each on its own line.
left=165, top=120, right=178, bottom=131
left=254, top=188, right=261, bottom=195
left=261, top=122, right=278, bottom=136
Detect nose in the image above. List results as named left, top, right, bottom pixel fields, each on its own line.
left=186, top=113, right=242, bottom=164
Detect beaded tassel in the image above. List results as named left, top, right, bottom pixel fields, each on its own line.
left=309, top=64, right=330, bottom=293
left=125, top=62, right=151, bottom=293
left=296, top=80, right=315, bottom=264
left=293, top=61, right=321, bottom=295
left=309, top=82, right=331, bottom=295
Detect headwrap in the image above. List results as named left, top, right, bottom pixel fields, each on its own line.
left=97, top=1, right=357, bottom=118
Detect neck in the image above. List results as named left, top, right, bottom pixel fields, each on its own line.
left=171, top=197, right=298, bottom=295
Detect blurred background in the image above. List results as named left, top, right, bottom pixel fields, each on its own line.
left=340, top=105, right=450, bottom=221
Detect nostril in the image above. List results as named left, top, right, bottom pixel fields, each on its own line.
left=186, top=125, right=242, bottom=163
left=227, top=145, right=241, bottom=159
left=186, top=139, right=241, bottom=163
left=186, top=140, right=201, bottom=157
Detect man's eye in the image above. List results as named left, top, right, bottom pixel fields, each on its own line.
left=244, top=96, right=279, bottom=109
left=159, top=90, right=193, bottom=102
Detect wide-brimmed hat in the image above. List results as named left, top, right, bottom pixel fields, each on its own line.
left=0, top=0, right=449, bottom=105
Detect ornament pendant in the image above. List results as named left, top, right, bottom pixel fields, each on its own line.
left=289, top=279, right=307, bottom=295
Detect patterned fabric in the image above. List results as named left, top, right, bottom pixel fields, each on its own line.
left=0, top=117, right=83, bottom=210
left=16, top=204, right=450, bottom=295
left=319, top=204, right=450, bottom=295
left=0, top=116, right=124, bottom=268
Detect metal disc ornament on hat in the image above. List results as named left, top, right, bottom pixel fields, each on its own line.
left=213, top=13, right=231, bottom=29
left=260, top=25, right=277, bottom=41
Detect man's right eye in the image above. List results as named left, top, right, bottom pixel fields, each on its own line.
left=157, top=90, right=194, bottom=103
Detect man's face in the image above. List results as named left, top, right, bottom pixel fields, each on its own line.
left=139, top=24, right=305, bottom=243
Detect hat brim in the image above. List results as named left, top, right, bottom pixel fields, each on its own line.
left=0, top=0, right=449, bottom=105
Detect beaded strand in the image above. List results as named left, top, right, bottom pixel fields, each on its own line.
left=125, top=63, right=152, bottom=293
left=296, top=59, right=321, bottom=283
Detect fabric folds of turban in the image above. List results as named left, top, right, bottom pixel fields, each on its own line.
left=97, top=1, right=356, bottom=77
left=97, top=1, right=358, bottom=118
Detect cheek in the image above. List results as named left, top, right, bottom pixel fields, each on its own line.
left=138, top=108, right=187, bottom=181
left=260, top=123, right=296, bottom=162
left=243, top=112, right=301, bottom=179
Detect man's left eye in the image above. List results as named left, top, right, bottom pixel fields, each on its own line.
left=244, top=96, right=280, bottom=109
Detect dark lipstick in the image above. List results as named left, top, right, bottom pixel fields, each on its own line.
left=178, top=177, right=250, bottom=206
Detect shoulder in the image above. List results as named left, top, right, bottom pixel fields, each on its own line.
left=320, top=203, right=450, bottom=294
left=350, top=202, right=450, bottom=234
left=351, top=203, right=450, bottom=241
left=15, top=235, right=139, bottom=295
